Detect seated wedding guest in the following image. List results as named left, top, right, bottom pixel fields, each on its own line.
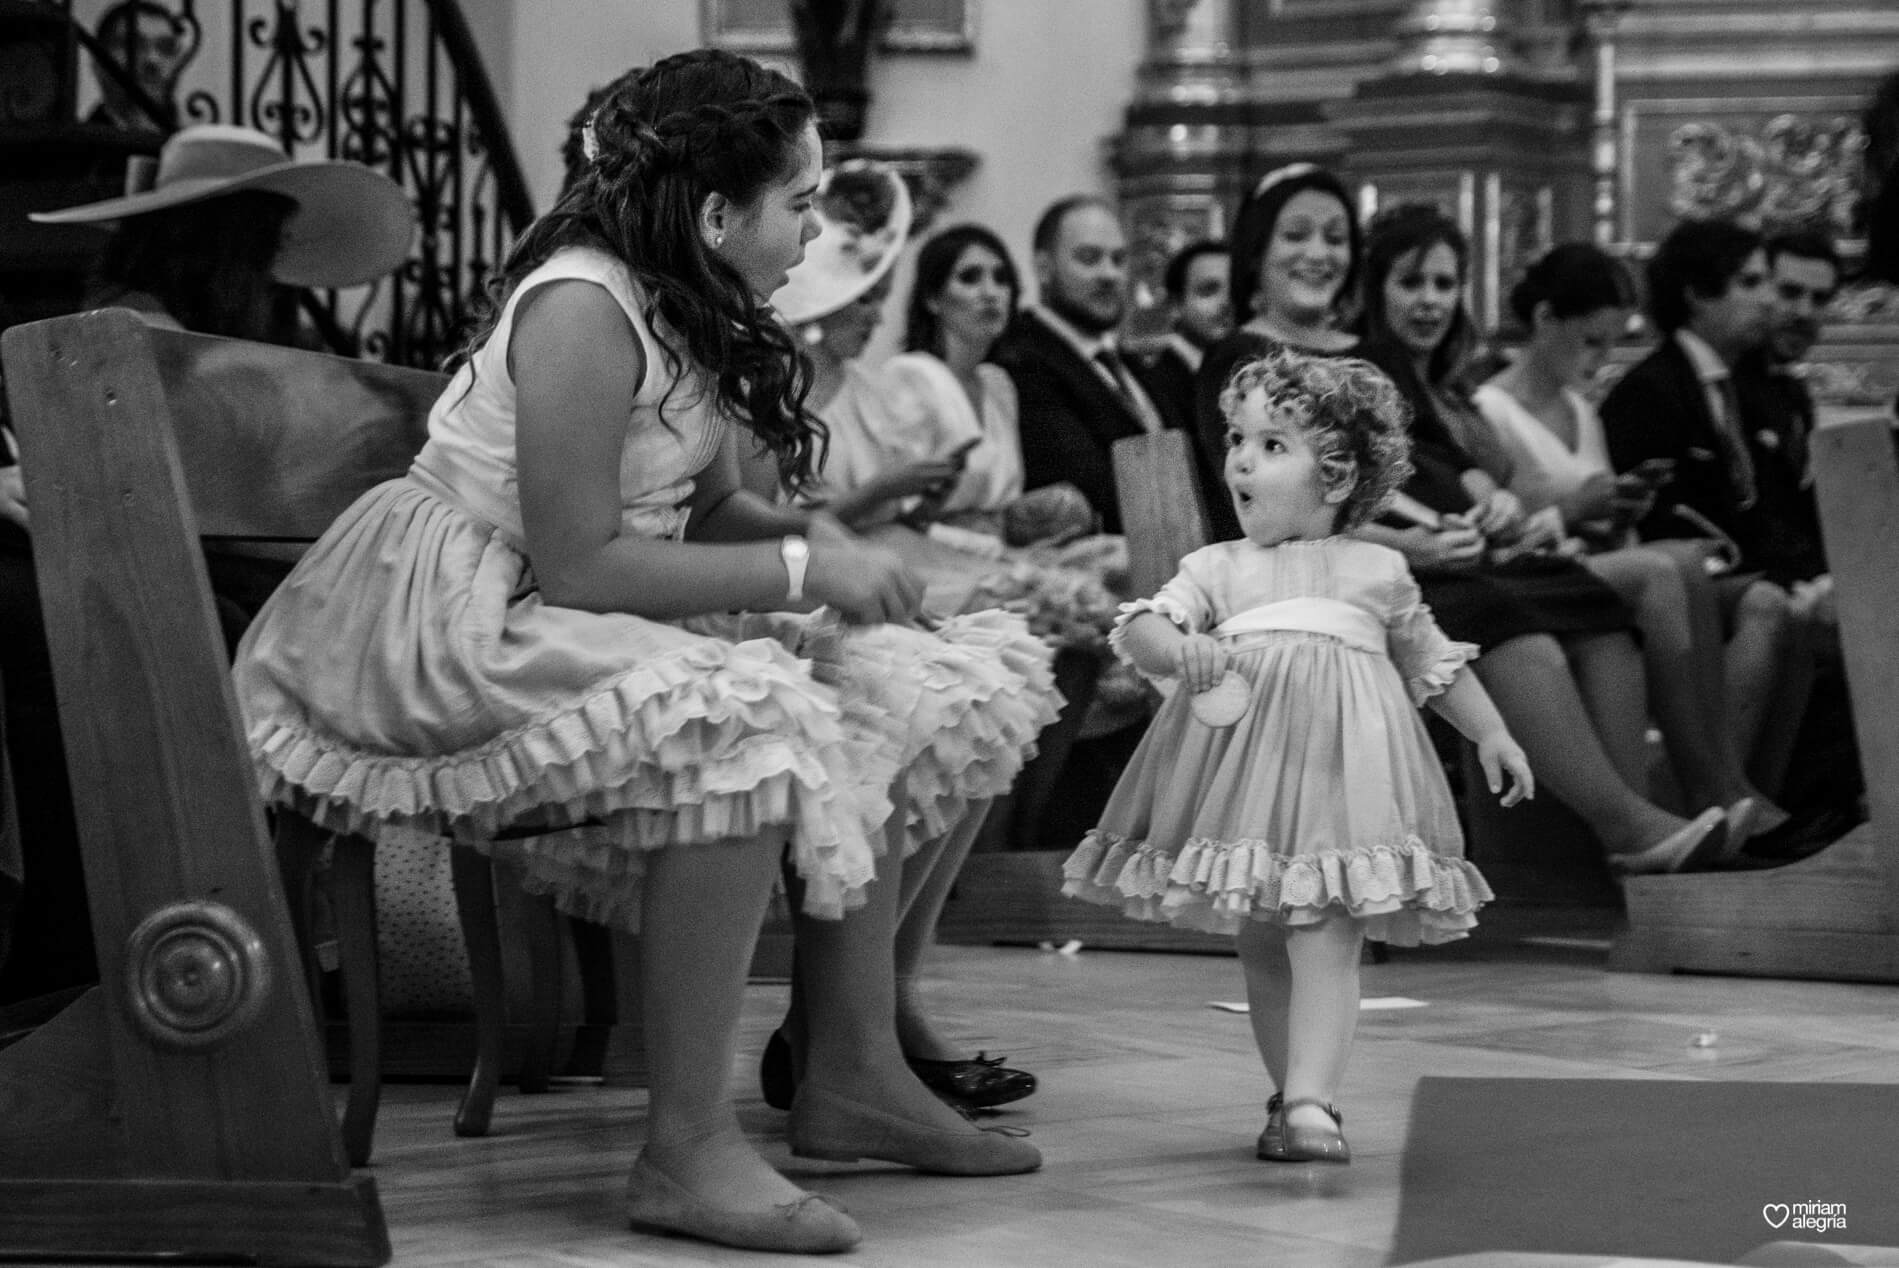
left=1598, top=217, right=1812, bottom=787
left=1864, top=69, right=1899, bottom=289
left=1191, top=164, right=1363, bottom=542
left=995, top=194, right=1173, bottom=535
left=86, top=0, right=192, bottom=131
left=1, top=124, right=414, bottom=1006
left=1134, top=237, right=1230, bottom=431
left=745, top=163, right=1073, bottom=1114
left=1190, top=175, right=1729, bottom=872
left=1733, top=230, right=1841, bottom=591
left=1730, top=230, right=1864, bottom=834
left=236, top=51, right=1054, bottom=1253
left=1474, top=242, right=1786, bottom=833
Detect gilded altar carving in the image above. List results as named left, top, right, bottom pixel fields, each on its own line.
left=1668, top=115, right=1865, bottom=234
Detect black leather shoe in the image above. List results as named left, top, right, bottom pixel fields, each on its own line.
left=906, top=1052, right=1037, bottom=1109
left=1740, top=805, right=1861, bottom=864
left=760, top=1028, right=795, bottom=1112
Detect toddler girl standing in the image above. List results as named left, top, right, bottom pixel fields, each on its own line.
left=1064, top=349, right=1531, bottom=1163
left=235, top=49, right=1054, bottom=1255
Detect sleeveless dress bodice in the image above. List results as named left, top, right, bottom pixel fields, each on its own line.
left=412, top=247, right=722, bottom=546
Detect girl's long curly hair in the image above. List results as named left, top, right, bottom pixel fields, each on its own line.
left=456, top=48, right=823, bottom=488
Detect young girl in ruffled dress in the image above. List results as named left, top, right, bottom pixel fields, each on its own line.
left=1063, top=349, right=1532, bottom=1164
left=234, top=49, right=1054, bottom=1255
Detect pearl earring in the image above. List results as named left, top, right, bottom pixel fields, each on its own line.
left=712, top=232, right=724, bottom=250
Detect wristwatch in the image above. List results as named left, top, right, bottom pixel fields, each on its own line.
left=779, top=534, right=810, bottom=604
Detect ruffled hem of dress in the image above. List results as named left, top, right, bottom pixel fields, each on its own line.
left=250, top=635, right=893, bottom=924
left=1406, top=637, right=1481, bottom=707
left=1060, top=829, right=1493, bottom=946
left=861, top=610, right=1060, bottom=845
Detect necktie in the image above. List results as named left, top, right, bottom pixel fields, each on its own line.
left=1094, top=347, right=1163, bottom=434
left=1711, top=375, right=1758, bottom=510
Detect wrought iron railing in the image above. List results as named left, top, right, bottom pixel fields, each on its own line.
left=45, top=0, right=532, bottom=368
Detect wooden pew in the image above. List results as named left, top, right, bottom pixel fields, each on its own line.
left=0, top=309, right=617, bottom=1259
left=1611, top=413, right=1899, bottom=981
left=0, top=309, right=391, bottom=1262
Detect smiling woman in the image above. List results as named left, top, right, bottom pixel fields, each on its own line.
left=1192, top=163, right=1364, bottom=540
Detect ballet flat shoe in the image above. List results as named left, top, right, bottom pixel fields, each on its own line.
left=760, top=1028, right=795, bottom=1112
left=625, top=1152, right=861, bottom=1254
left=788, top=1084, right=1042, bottom=1176
left=907, top=1052, right=1037, bottom=1109
left=1256, top=1092, right=1289, bottom=1162
left=1278, top=1098, right=1351, bottom=1164
left=1608, top=807, right=1728, bottom=876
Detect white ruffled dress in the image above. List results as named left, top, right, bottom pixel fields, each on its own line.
left=234, top=246, right=1057, bottom=931
left=1061, top=537, right=1493, bottom=945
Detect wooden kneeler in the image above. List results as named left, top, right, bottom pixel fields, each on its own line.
left=0, top=310, right=387, bottom=1262
left=1612, top=415, right=1899, bottom=981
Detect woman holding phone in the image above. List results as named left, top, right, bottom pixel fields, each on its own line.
left=1474, top=243, right=1787, bottom=831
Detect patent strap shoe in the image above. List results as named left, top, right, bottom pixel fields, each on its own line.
left=907, top=1051, right=1037, bottom=1109
left=625, top=1152, right=861, bottom=1254
left=760, top=1028, right=795, bottom=1112
left=1279, top=1098, right=1350, bottom=1164
left=1608, top=807, right=1728, bottom=876
left=788, top=1084, right=1042, bottom=1175
left=1256, top=1092, right=1289, bottom=1161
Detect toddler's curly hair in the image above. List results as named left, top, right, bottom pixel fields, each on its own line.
left=1218, top=349, right=1413, bottom=530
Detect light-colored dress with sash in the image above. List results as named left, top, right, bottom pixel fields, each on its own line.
left=1062, top=536, right=1493, bottom=944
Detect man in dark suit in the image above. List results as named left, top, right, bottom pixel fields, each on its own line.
left=1601, top=217, right=1775, bottom=562
left=1132, top=238, right=1230, bottom=433
left=1733, top=229, right=1841, bottom=589
left=992, top=194, right=1172, bottom=535
left=1603, top=218, right=1843, bottom=842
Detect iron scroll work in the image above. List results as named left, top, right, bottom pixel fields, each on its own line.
left=84, top=0, right=532, bottom=370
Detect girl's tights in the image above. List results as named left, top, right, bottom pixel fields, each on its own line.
left=1238, top=917, right=1365, bottom=1130
left=637, top=830, right=812, bottom=1212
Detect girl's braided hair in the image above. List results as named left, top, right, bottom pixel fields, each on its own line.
left=456, top=49, right=823, bottom=488
left=1218, top=348, right=1413, bottom=530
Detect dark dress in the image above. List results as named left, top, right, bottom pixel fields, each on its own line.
left=1191, top=329, right=1631, bottom=652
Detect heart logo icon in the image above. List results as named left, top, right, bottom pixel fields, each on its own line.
left=1763, top=1204, right=1791, bottom=1228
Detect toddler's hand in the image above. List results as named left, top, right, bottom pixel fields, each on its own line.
left=1477, top=731, right=1534, bottom=807
left=1173, top=633, right=1227, bottom=694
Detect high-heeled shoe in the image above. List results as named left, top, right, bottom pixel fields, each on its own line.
left=787, top=1084, right=1042, bottom=1175
left=1607, top=807, right=1728, bottom=876
left=625, top=1151, right=861, bottom=1254
left=760, top=1028, right=795, bottom=1112
left=1279, top=1098, right=1350, bottom=1164
left=907, top=1052, right=1037, bottom=1109
left=1255, top=1092, right=1288, bottom=1161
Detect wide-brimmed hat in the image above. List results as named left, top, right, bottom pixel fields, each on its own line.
left=773, top=160, right=913, bottom=326
left=30, top=124, right=415, bottom=289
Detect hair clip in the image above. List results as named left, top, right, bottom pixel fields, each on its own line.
left=581, top=116, right=600, bottom=163
left=1252, top=162, right=1321, bottom=199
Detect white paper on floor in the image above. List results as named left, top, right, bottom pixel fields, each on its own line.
left=1208, top=997, right=1428, bottom=1014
